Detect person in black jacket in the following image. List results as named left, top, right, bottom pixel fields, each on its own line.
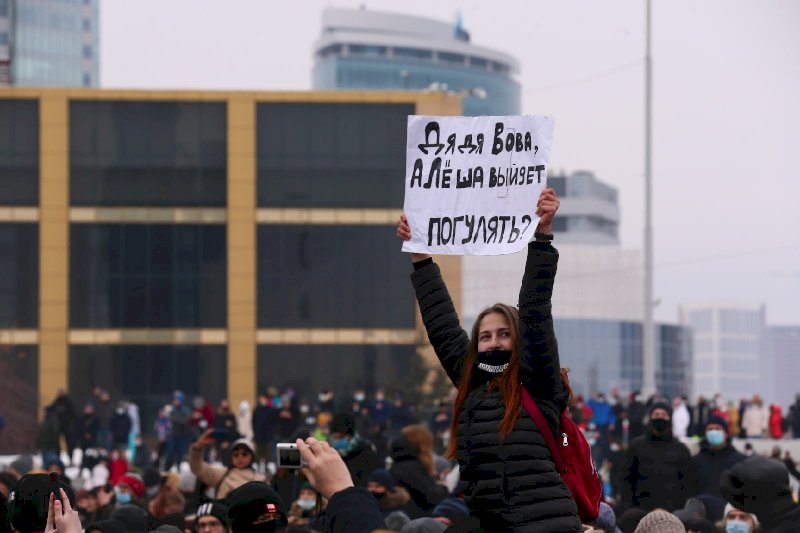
left=622, top=401, right=696, bottom=512
left=329, top=412, right=381, bottom=488
left=389, top=425, right=448, bottom=519
left=691, top=414, right=746, bottom=498
left=396, top=188, right=583, bottom=533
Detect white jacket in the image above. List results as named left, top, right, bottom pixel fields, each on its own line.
left=672, top=403, right=691, bottom=438
left=742, top=404, right=769, bottom=437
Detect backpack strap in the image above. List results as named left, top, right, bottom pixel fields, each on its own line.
left=521, top=388, right=566, bottom=474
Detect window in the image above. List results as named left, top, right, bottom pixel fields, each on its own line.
left=82, top=45, right=92, bottom=59
left=349, top=44, right=387, bottom=57
left=70, top=224, right=227, bottom=327
left=439, top=52, right=465, bottom=64
left=257, top=345, right=414, bottom=402
left=70, top=100, right=227, bottom=206
left=0, top=346, right=38, bottom=453
left=0, top=100, right=39, bottom=206
left=393, top=47, right=432, bottom=60
left=69, top=345, right=226, bottom=436
left=491, top=61, right=510, bottom=74
left=0, top=0, right=6, bottom=16
left=0, top=33, right=7, bottom=45
left=469, top=56, right=488, bottom=68
left=0, top=224, right=38, bottom=328
left=257, top=102, right=412, bottom=208
left=258, top=225, right=414, bottom=328
left=83, top=18, right=91, bottom=31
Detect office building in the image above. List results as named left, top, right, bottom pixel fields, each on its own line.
left=680, top=304, right=765, bottom=402
left=313, top=7, right=520, bottom=116
left=763, top=325, right=800, bottom=409
left=0, top=0, right=99, bottom=87
left=0, top=88, right=461, bottom=452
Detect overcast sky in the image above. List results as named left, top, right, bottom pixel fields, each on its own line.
left=101, top=0, right=800, bottom=325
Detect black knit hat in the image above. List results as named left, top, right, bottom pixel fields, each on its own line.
left=368, top=468, right=395, bottom=490
left=226, top=481, right=287, bottom=531
left=330, top=412, right=355, bottom=436
left=720, top=456, right=794, bottom=518
left=650, top=401, right=673, bottom=418
left=7, top=473, right=76, bottom=533
left=706, top=414, right=729, bottom=432
left=110, top=504, right=150, bottom=532
left=196, top=501, right=229, bottom=527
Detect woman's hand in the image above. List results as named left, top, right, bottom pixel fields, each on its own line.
left=45, top=490, right=82, bottom=533
left=536, top=187, right=560, bottom=234
left=192, top=427, right=215, bottom=450
left=397, top=214, right=431, bottom=264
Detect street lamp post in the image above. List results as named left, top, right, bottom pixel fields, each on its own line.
left=642, top=0, right=656, bottom=398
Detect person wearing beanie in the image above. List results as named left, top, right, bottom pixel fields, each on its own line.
left=720, top=455, right=800, bottom=533
left=721, top=503, right=758, bottom=533
left=617, top=507, right=647, bottom=533
left=194, top=501, right=230, bottom=532
left=622, top=403, right=696, bottom=512
left=225, top=481, right=288, bottom=532
left=86, top=518, right=126, bottom=533
left=389, top=425, right=448, bottom=520
left=691, top=415, right=746, bottom=498
left=109, top=504, right=150, bottom=532
left=189, top=428, right=266, bottom=499
left=329, top=411, right=381, bottom=487
left=591, top=501, right=618, bottom=533
left=367, top=468, right=411, bottom=517
left=400, top=517, right=447, bottom=533
left=632, top=509, right=685, bottom=533
left=287, top=481, right=326, bottom=527
left=431, top=497, right=469, bottom=526
left=114, top=473, right=144, bottom=507
left=7, top=474, right=76, bottom=533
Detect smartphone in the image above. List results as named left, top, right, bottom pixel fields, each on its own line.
left=49, top=472, right=62, bottom=505
left=211, top=428, right=229, bottom=439
left=276, top=443, right=307, bottom=469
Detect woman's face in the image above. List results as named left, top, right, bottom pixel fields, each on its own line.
left=477, top=312, right=513, bottom=352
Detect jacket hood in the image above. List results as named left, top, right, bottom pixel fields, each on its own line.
left=390, top=435, right=418, bottom=462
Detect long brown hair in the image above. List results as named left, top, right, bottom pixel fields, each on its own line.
left=401, top=424, right=436, bottom=477
left=446, top=304, right=521, bottom=459
left=445, top=304, right=576, bottom=460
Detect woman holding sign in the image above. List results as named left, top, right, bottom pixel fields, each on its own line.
left=397, top=187, right=583, bottom=532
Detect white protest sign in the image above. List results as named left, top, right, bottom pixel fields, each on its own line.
left=402, top=115, right=554, bottom=256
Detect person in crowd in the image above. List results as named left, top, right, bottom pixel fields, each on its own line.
left=720, top=455, right=800, bottom=532
left=286, top=481, right=325, bottom=527
left=275, top=399, right=300, bottom=446
left=36, top=406, right=61, bottom=470
left=109, top=504, right=149, bottom=532
left=94, top=388, right=114, bottom=452
left=252, top=393, right=277, bottom=467
left=165, top=391, right=192, bottom=471
left=6, top=473, right=76, bottom=533
left=109, top=402, right=131, bottom=452
left=0, top=472, right=18, bottom=498
left=146, top=484, right=185, bottom=524
left=726, top=400, right=741, bottom=438
left=50, top=389, right=77, bottom=465
left=114, top=473, right=144, bottom=509
left=769, top=404, right=784, bottom=439
left=190, top=396, right=214, bottom=441
left=236, top=400, right=253, bottom=441
left=622, top=401, right=696, bottom=512
left=317, top=389, right=336, bottom=414
left=720, top=503, right=758, bottom=533
left=126, top=401, right=141, bottom=463
left=691, top=414, right=746, bottom=498
left=389, top=425, right=448, bottom=519
left=691, top=395, right=711, bottom=438
left=369, top=389, right=392, bottom=431
left=367, top=469, right=411, bottom=517
left=213, top=399, right=240, bottom=463
left=587, top=392, right=616, bottom=466
left=788, top=393, right=800, bottom=439
left=741, top=394, right=768, bottom=438
left=328, top=412, right=381, bottom=487
left=190, top=428, right=266, bottom=500
left=77, top=402, right=100, bottom=472
left=429, top=401, right=452, bottom=454
left=388, top=394, right=416, bottom=438
left=430, top=497, right=470, bottom=527
left=671, top=396, right=691, bottom=439
left=631, top=509, right=685, bottom=533
left=194, top=501, right=230, bottom=532
left=397, top=188, right=583, bottom=532
left=153, top=405, right=171, bottom=469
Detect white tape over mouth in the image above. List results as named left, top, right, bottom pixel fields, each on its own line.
left=477, top=362, right=509, bottom=373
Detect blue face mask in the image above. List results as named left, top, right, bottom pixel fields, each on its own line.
left=297, top=498, right=316, bottom=511
left=330, top=438, right=350, bottom=451
left=706, top=429, right=726, bottom=446
left=725, top=519, right=751, bottom=533
left=115, top=488, right=132, bottom=505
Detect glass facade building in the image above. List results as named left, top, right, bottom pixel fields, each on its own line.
left=0, top=88, right=461, bottom=452
left=313, top=8, right=520, bottom=116
left=0, top=0, right=99, bottom=87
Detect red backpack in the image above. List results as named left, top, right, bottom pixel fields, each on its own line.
left=521, top=388, right=603, bottom=522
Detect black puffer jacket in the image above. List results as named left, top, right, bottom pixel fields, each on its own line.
left=411, top=243, right=582, bottom=533
left=622, top=432, right=695, bottom=511
left=389, top=435, right=448, bottom=518
left=691, top=439, right=746, bottom=498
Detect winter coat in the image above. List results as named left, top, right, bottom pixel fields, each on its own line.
left=672, top=403, right=691, bottom=438
left=251, top=403, right=275, bottom=443
left=109, top=411, right=131, bottom=446
left=389, top=435, right=448, bottom=519
left=312, top=487, right=386, bottom=533
left=623, top=432, right=696, bottom=511
left=769, top=405, right=785, bottom=439
left=51, top=396, right=76, bottom=435
left=587, top=399, right=615, bottom=428
left=188, top=443, right=266, bottom=499
left=691, top=439, right=746, bottom=497
left=340, top=437, right=382, bottom=488
left=411, top=243, right=583, bottom=533
left=742, top=403, right=769, bottom=438
left=77, top=413, right=100, bottom=448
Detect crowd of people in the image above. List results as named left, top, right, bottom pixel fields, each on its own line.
left=2, top=188, right=800, bottom=532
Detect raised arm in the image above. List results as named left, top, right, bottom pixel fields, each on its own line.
left=398, top=215, right=469, bottom=386
left=518, top=189, right=564, bottom=404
